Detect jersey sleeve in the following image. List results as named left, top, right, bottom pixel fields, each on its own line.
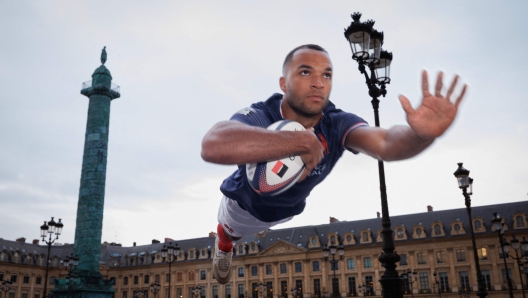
left=229, top=107, right=273, bottom=128
left=335, top=112, right=369, bottom=154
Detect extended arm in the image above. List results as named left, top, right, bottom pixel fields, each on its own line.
left=347, top=71, right=467, bottom=161
left=201, top=120, right=324, bottom=173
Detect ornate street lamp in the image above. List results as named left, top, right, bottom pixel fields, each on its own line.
left=191, top=286, right=202, bottom=298
left=323, top=242, right=344, bottom=297
left=161, top=242, right=180, bottom=298
left=509, top=235, right=528, bottom=298
left=400, top=269, right=417, bottom=298
left=491, top=213, right=514, bottom=298
left=453, top=163, right=487, bottom=298
left=289, top=287, right=300, bottom=298
left=256, top=282, right=267, bottom=298
left=1, top=280, right=13, bottom=298
left=150, top=281, right=161, bottom=298
left=63, top=254, right=78, bottom=298
left=344, top=13, right=398, bottom=298
left=432, top=272, right=441, bottom=298
left=40, top=217, right=64, bottom=298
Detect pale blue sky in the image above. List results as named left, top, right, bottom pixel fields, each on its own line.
left=1, top=1, right=527, bottom=246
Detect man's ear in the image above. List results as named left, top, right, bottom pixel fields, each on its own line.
left=279, top=76, right=286, bottom=93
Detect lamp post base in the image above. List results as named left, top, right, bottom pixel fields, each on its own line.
left=52, top=276, right=115, bottom=298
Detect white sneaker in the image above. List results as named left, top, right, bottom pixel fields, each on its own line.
left=213, top=235, right=233, bottom=284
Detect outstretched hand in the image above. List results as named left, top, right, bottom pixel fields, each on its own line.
left=399, top=71, right=467, bottom=140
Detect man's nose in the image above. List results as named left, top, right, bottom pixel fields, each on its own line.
left=311, top=78, right=324, bottom=89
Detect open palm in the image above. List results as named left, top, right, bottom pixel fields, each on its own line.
left=399, top=71, right=467, bottom=139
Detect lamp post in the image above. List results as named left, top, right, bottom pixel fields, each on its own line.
left=289, top=287, right=299, bottom=298
left=160, top=242, right=180, bottom=298
left=1, top=280, right=12, bottom=298
left=40, top=217, right=64, bottom=298
left=150, top=282, right=160, bottom=298
left=343, top=13, right=399, bottom=298
left=63, top=254, right=78, bottom=298
left=323, top=242, right=344, bottom=298
left=191, top=286, right=201, bottom=298
left=400, top=269, right=417, bottom=298
left=432, top=272, right=441, bottom=298
left=491, top=213, right=514, bottom=298
left=453, top=163, right=487, bottom=298
left=357, top=284, right=367, bottom=297
left=509, top=235, right=528, bottom=298
left=256, top=282, right=267, bottom=298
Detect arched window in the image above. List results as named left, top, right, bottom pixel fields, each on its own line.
left=516, top=216, right=525, bottom=227
left=238, top=246, right=243, bottom=254
left=201, top=250, right=205, bottom=257
left=346, top=235, right=352, bottom=243
left=416, top=228, right=422, bottom=236
left=311, top=238, right=317, bottom=245
left=0, top=251, right=5, bottom=262
left=454, top=224, right=461, bottom=231
left=362, top=232, right=368, bottom=242
left=190, top=251, right=194, bottom=259
left=474, top=220, right=482, bottom=230
left=397, top=229, right=404, bottom=238
left=251, top=244, right=256, bottom=251
left=330, top=235, right=336, bottom=244
left=434, top=225, right=441, bottom=235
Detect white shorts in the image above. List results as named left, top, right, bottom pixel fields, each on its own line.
left=217, top=195, right=293, bottom=238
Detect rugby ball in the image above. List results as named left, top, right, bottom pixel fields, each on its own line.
left=246, top=120, right=306, bottom=196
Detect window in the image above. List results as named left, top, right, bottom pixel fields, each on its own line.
left=49, top=276, right=56, bottom=285
left=295, top=280, right=303, bottom=298
left=295, top=262, right=302, bottom=273
left=36, top=276, right=42, bottom=285
left=330, top=235, right=336, bottom=244
left=165, top=289, right=169, bottom=298
left=10, top=274, right=17, bottom=283
left=364, top=257, right=372, bottom=269
left=347, top=277, right=356, bottom=296
left=266, top=264, right=272, bottom=275
left=481, top=270, right=492, bottom=290
left=200, top=270, right=206, bottom=280
left=22, top=291, right=27, bottom=298
left=417, top=252, right=427, bottom=265
left=314, top=279, right=321, bottom=297
left=201, top=250, right=205, bottom=257
left=177, top=272, right=182, bottom=282
left=188, top=271, right=194, bottom=281
left=0, top=273, right=3, bottom=281
left=364, top=276, right=374, bottom=295
left=347, top=258, right=355, bottom=269
left=477, top=248, right=488, bottom=260
left=280, top=263, right=287, bottom=274
left=438, top=272, right=449, bottom=292
left=238, top=267, right=244, bottom=278
left=133, top=276, right=138, bottom=284
left=454, top=224, right=461, bottom=232
left=312, top=261, right=320, bottom=272
left=166, top=274, right=169, bottom=283
left=474, top=220, right=482, bottom=230
left=434, top=225, right=441, bottom=235
left=311, top=238, right=317, bottom=245
left=397, top=228, right=404, bottom=238
left=501, top=268, right=512, bottom=284
left=176, top=289, right=182, bottom=298
left=200, top=287, right=206, bottom=298
left=419, top=272, right=430, bottom=291
left=238, top=284, right=245, bottom=298
left=238, top=246, right=243, bottom=254
left=251, top=266, right=258, bottom=276
left=34, top=292, right=40, bottom=298
left=346, top=235, right=352, bottom=242
left=436, top=251, right=447, bottom=263
left=23, top=276, right=29, bottom=283
left=212, top=286, right=218, bottom=298
left=516, top=215, right=525, bottom=227
left=123, top=292, right=127, bottom=298
left=281, top=281, right=288, bottom=298
left=225, top=285, right=231, bottom=298
left=190, top=251, right=195, bottom=259
left=362, top=232, right=368, bottom=242
left=266, top=282, right=273, bottom=298
left=144, top=275, right=150, bottom=284
left=155, top=274, right=160, bottom=283
left=251, top=244, right=256, bottom=251
left=456, top=249, right=466, bottom=262
left=416, top=228, right=422, bottom=236
left=459, top=271, right=470, bottom=291
left=399, top=254, right=407, bottom=266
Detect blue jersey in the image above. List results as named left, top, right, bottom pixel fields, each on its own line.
left=220, top=93, right=368, bottom=222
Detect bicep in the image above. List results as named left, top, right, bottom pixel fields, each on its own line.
left=345, top=126, right=388, bottom=160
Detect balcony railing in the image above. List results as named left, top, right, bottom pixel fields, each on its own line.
left=81, top=80, right=120, bottom=93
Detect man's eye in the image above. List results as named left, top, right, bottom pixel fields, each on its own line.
left=300, top=70, right=309, bottom=75
left=324, top=73, right=332, bottom=79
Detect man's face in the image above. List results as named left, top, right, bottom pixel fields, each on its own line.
left=280, top=49, right=333, bottom=117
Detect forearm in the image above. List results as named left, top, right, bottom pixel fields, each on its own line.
left=201, top=121, right=312, bottom=165
left=380, top=125, right=435, bottom=161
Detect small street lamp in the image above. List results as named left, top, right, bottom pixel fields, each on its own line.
left=290, top=287, right=300, bottom=298
left=1, top=280, right=13, bottom=298
left=432, top=272, right=441, bottom=298
left=453, top=163, right=487, bottom=298
left=256, top=282, right=267, bottom=298
left=40, top=217, right=64, bottom=298
left=133, top=290, right=144, bottom=298
left=343, top=13, right=399, bottom=298
left=508, top=235, right=528, bottom=298
left=191, top=286, right=201, bottom=298
left=357, top=284, right=368, bottom=297
left=400, top=269, right=417, bottom=298
left=150, top=282, right=161, bottom=298
left=63, top=254, right=78, bottom=298
left=323, top=242, right=344, bottom=298
left=491, top=213, right=514, bottom=298
left=161, top=242, right=180, bottom=298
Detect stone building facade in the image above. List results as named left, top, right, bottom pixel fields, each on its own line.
left=1, top=201, right=527, bottom=298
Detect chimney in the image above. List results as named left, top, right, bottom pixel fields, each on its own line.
left=164, top=238, right=174, bottom=243
left=209, top=232, right=217, bottom=238
left=152, top=239, right=160, bottom=244
left=16, top=237, right=26, bottom=243
left=32, top=239, right=39, bottom=245
left=133, top=242, right=136, bottom=247
left=427, top=205, right=433, bottom=212
left=329, top=217, right=339, bottom=224
left=376, top=212, right=380, bottom=218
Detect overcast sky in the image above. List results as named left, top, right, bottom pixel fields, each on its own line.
left=1, top=1, right=527, bottom=248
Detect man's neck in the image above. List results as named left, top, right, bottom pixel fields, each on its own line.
left=280, top=98, right=323, bottom=129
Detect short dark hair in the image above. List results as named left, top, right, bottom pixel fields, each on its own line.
left=282, top=44, right=328, bottom=75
